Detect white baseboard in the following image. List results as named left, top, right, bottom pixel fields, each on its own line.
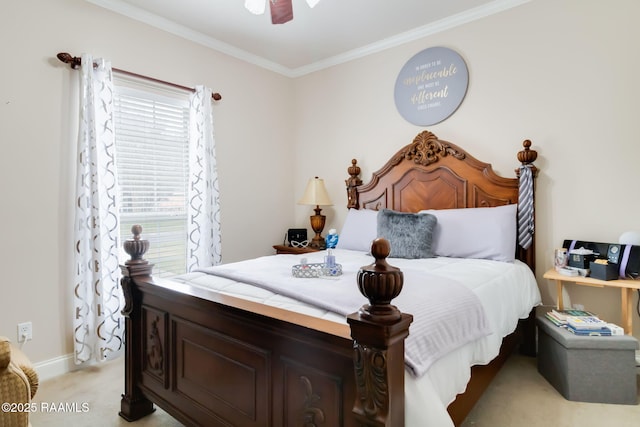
left=34, top=353, right=77, bottom=382
left=33, top=351, right=124, bottom=382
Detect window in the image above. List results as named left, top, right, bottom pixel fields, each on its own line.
left=113, top=77, right=191, bottom=277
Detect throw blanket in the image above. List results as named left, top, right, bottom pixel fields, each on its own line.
left=197, top=250, right=490, bottom=377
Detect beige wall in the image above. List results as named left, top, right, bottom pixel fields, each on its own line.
left=292, top=0, right=640, bottom=338
left=1, top=0, right=294, bottom=364
left=2, top=0, right=640, bottom=367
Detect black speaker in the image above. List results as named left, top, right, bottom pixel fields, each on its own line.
left=607, top=244, right=622, bottom=264
left=622, top=245, right=640, bottom=279
left=561, top=239, right=609, bottom=258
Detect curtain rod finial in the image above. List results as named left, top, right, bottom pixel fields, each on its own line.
left=57, top=52, right=81, bottom=69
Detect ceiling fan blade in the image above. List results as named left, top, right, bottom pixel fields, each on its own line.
left=305, top=0, right=321, bottom=8
left=244, top=0, right=267, bottom=15
left=270, top=0, right=293, bottom=24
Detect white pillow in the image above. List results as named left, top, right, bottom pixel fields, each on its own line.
left=336, top=208, right=378, bottom=252
left=420, top=204, right=517, bottom=262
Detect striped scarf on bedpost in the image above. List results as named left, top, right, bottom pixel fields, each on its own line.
left=517, top=165, right=534, bottom=250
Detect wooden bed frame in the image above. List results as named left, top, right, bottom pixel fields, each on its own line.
left=118, top=130, right=538, bottom=427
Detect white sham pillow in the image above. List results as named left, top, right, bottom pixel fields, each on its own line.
left=420, top=204, right=517, bottom=262
left=336, top=208, right=378, bottom=252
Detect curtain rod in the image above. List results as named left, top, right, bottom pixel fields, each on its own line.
left=56, top=52, right=222, bottom=101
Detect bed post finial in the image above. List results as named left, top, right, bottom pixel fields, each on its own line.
left=120, top=225, right=154, bottom=314
left=346, top=159, right=362, bottom=209
left=347, top=238, right=412, bottom=426
left=120, top=225, right=154, bottom=316
left=356, top=238, right=404, bottom=323
left=516, top=139, right=538, bottom=177
left=123, top=225, right=150, bottom=265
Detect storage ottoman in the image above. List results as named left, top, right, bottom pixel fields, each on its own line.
left=537, top=313, right=638, bottom=404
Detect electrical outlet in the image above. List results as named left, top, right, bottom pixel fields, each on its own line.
left=17, top=322, right=32, bottom=343
left=573, top=303, right=585, bottom=311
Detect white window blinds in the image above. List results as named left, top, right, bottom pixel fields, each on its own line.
left=113, top=77, right=190, bottom=277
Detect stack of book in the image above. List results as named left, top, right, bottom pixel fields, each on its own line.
left=566, top=316, right=612, bottom=336
left=545, top=309, right=617, bottom=336
left=545, top=309, right=595, bottom=326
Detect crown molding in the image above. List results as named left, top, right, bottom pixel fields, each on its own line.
left=289, top=0, right=530, bottom=77
left=87, top=0, right=530, bottom=78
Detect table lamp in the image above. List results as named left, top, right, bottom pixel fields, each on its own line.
left=298, top=177, right=333, bottom=249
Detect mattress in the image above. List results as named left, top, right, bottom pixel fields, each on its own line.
left=170, top=249, right=541, bottom=427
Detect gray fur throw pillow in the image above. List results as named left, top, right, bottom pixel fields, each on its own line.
left=376, top=209, right=437, bottom=259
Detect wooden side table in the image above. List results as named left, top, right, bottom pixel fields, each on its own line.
left=543, top=268, right=640, bottom=335
left=273, top=245, right=320, bottom=255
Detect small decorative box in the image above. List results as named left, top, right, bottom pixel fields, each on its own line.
left=292, top=263, right=342, bottom=278
left=589, top=261, right=618, bottom=281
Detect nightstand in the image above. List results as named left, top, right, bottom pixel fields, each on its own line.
left=273, top=245, right=320, bottom=255
left=543, top=268, right=640, bottom=335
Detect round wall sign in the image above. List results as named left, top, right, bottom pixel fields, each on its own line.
left=394, top=47, right=468, bottom=126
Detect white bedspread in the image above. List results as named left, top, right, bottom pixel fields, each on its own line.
left=196, top=250, right=490, bottom=377
left=171, top=249, right=541, bottom=427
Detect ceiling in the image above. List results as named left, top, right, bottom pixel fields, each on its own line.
left=87, top=0, right=528, bottom=77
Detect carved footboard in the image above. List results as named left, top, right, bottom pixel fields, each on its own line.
left=119, top=226, right=412, bottom=427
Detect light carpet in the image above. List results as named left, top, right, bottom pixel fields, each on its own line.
left=29, top=353, right=640, bottom=427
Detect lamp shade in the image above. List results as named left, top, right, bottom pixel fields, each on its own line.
left=298, top=177, right=333, bottom=206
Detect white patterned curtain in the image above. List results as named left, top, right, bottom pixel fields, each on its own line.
left=187, top=85, right=222, bottom=270
left=73, top=54, right=123, bottom=364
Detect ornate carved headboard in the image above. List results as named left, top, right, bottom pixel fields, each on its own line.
left=345, top=130, right=538, bottom=269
